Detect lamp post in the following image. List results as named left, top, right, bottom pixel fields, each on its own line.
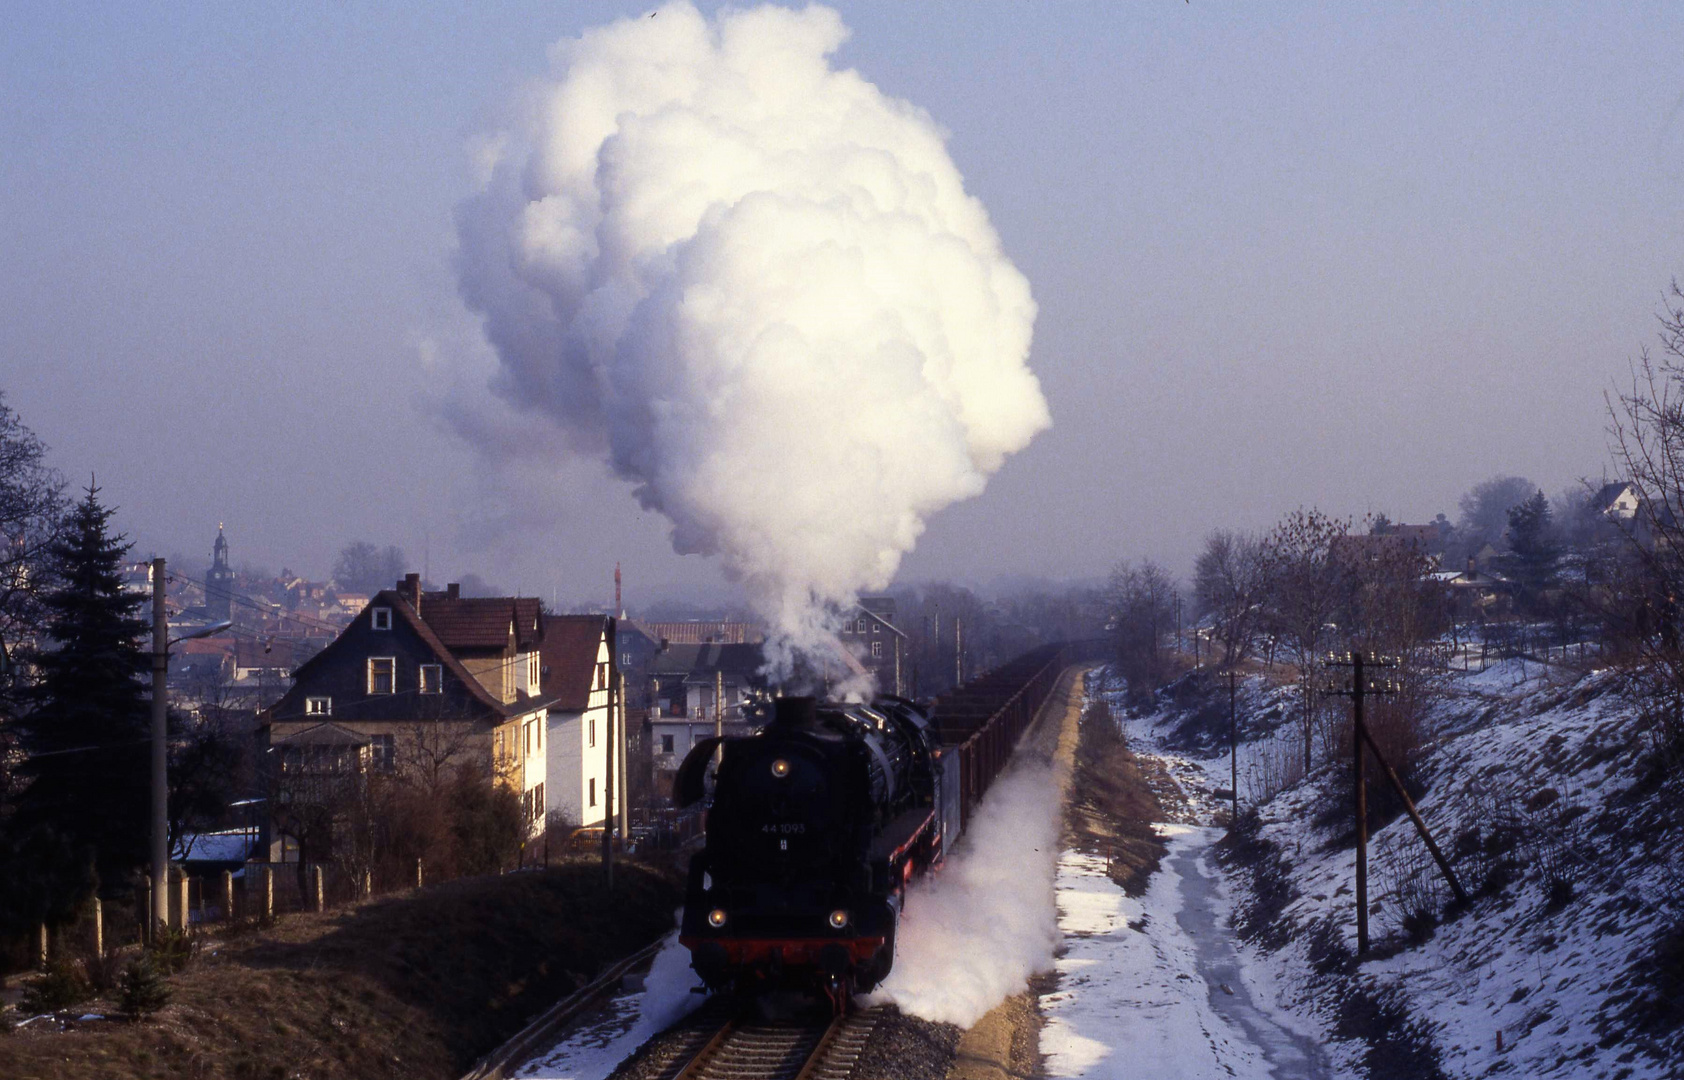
left=150, top=557, right=231, bottom=938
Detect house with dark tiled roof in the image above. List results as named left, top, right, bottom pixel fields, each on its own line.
left=539, top=614, right=622, bottom=830
left=259, top=574, right=555, bottom=865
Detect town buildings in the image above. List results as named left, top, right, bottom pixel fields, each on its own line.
left=258, top=575, right=555, bottom=864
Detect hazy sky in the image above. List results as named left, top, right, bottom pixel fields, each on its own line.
left=6, top=3, right=1683, bottom=606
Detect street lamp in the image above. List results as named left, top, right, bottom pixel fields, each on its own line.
left=150, top=555, right=231, bottom=938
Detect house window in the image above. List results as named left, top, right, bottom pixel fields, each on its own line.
left=588, top=717, right=596, bottom=747
left=524, top=721, right=532, bottom=757
left=371, top=733, right=395, bottom=772
left=537, top=723, right=543, bottom=749
left=367, top=657, right=395, bottom=694
left=871, top=640, right=883, bottom=658
left=873, top=623, right=880, bottom=634
left=306, top=696, right=331, bottom=716
left=589, top=778, right=597, bottom=807
left=528, top=652, right=539, bottom=688
left=596, top=663, right=606, bottom=690
left=371, top=607, right=392, bottom=631
left=533, top=782, right=545, bottom=819
left=621, top=652, right=631, bottom=666
left=419, top=664, right=442, bottom=694
left=662, top=734, right=674, bottom=754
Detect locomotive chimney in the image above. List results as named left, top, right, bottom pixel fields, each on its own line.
left=771, top=696, right=817, bottom=729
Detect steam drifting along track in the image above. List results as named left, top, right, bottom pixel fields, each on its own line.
left=657, top=1008, right=880, bottom=1080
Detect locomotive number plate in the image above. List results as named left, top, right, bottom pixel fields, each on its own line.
left=761, top=823, right=806, bottom=835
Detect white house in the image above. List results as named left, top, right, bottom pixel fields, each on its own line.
left=541, top=614, right=622, bottom=830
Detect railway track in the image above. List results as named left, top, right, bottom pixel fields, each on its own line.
left=654, top=1006, right=881, bottom=1080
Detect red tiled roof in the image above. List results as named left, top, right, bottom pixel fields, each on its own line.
left=541, top=614, right=608, bottom=713
left=418, top=595, right=543, bottom=651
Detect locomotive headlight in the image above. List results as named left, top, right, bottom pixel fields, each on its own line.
left=828, top=909, right=850, bottom=929
left=707, top=908, right=728, bottom=928
left=770, top=759, right=791, bottom=779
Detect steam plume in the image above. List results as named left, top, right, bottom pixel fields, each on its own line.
left=452, top=2, right=1048, bottom=675
left=865, top=756, right=1065, bottom=1025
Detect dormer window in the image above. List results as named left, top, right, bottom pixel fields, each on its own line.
left=371, top=607, right=392, bottom=631
left=306, top=696, right=331, bottom=716
left=528, top=652, right=539, bottom=689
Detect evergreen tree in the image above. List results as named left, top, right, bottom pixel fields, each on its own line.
left=18, top=484, right=151, bottom=889
left=1503, top=489, right=1559, bottom=613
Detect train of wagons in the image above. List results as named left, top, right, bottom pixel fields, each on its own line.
left=674, top=643, right=1071, bottom=1010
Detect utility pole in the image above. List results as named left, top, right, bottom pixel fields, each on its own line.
left=618, top=671, right=629, bottom=842
left=150, top=558, right=168, bottom=940
left=602, top=617, right=616, bottom=890
left=1323, top=651, right=1395, bottom=956
left=1229, top=668, right=1239, bottom=828
left=954, top=616, right=963, bottom=686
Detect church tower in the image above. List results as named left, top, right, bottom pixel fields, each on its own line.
left=206, top=524, right=234, bottom=623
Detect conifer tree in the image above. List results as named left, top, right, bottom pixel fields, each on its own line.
left=18, top=483, right=151, bottom=888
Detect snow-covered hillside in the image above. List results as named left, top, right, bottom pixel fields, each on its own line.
left=1096, top=660, right=1684, bottom=1080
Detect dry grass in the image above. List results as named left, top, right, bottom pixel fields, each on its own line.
left=0, top=858, right=682, bottom=1080
left=1063, top=697, right=1168, bottom=896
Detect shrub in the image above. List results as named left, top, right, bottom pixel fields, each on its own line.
left=83, top=949, right=126, bottom=993
left=19, top=958, right=92, bottom=1013
left=119, top=956, right=170, bottom=1020
left=147, top=927, right=197, bottom=974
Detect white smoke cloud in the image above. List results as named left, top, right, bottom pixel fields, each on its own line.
left=865, top=755, right=1066, bottom=1026
left=451, top=2, right=1048, bottom=674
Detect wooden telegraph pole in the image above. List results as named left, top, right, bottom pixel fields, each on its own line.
left=602, top=617, right=617, bottom=890
left=1228, top=668, right=1239, bottom=827
left=1323, top=651, right=1467, bottom=956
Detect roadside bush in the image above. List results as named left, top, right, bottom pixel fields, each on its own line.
left=19, top=958, right=92, bottom=1013
left=119, top=956, right=170, bottom=1020
left=82, top=949, right=125, bottom=994
left=146, top=927, right=197, bottom=974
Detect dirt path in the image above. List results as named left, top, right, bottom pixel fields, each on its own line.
left=1038, top=678, right=1333, bottom=1080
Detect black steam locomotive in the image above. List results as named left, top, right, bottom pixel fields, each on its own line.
left=675, top=695, right=960, bottom=1010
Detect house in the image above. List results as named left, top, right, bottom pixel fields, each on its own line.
left=645, top=642, right=767, bottom=795
left=838, top=596, right=906, bottom=695
left=1590, top=481, right=1641, bottom=520
left=538, top=614, right=621, bottom=830
left=259, top=575, right=555, bottom=864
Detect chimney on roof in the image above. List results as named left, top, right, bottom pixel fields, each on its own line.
left=401, top=572, right=421, bottom=613
left=447, top=582, right=460, bottom=600
left=615, top=561, right=622, bottom=618
left=1466, top=556, right=1476, bottom=577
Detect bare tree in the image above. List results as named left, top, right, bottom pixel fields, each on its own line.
left=1193, top=529, right=1267, bottom=668
left=1259, top=509, right=1350, bottom=770
left=1606, top=279, right=1684, bottom=766
left=1108, top=560, right=1180, bottom=704
left=0, top=391, right=66, bottom=713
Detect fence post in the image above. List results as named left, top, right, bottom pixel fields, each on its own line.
left=174, top=872, right=190, bottom=933
left=35, top=923, right=48, bottom=969
left=260, top=865, right=274, bottom=920
left=415, top=857, right=424, bottom=891
left=222, top=870, right=236, bottom=922
left=311, top=865, right=325, bottom=912
left=92, top=896, right=103, bottom=957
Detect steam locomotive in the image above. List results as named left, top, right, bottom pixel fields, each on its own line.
left=674, top=694, right=960, bottom=1010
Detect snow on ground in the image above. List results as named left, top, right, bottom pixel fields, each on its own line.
left=1095, top=659, right=1681, bottom=1079
left=1041, top=831, right=1331, bottom=1080
left=518, top=928, right=705, bottom=1080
